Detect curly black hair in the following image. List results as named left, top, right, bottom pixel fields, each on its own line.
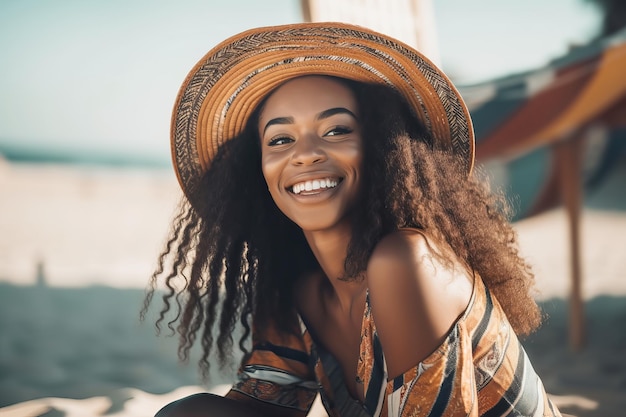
left=142, top=77, right=541, bottom=378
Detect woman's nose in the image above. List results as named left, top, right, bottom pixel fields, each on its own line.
left=290, top=135, right=327, bottom=165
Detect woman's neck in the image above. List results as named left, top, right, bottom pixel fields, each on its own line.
left=303, top=223, right=365, bottom=312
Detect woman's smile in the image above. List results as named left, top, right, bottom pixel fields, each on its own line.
left=288, top=177, right=341, bottom=195
left=258, top=75, right=363, bottom=231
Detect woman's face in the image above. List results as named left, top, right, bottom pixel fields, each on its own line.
left=258, top=76, right=363, bottom=232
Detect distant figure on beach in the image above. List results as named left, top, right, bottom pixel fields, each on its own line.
left=143, top=23, right=562, bottom=416
left=36, top=259, right=47, bottom=287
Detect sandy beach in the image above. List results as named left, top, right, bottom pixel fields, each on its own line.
left=0, top=159, right=624, bottom=417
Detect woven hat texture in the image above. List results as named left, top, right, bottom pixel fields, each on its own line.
left=171, top=22, right=475, bottom=199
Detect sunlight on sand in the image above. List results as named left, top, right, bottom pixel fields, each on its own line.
left=0, top=386, right=205, bottom=417
left=550, top=394, right=599, bottom=411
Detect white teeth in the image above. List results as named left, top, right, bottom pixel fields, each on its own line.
left=291, top=178, right=339, bottom=194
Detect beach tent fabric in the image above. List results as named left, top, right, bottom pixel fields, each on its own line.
left=458, top=27, right=626, bottom=219
left=461, top=27, right=626, bottom=163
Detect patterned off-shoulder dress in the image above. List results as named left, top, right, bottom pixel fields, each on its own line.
left=228, top=273, right=562, bottom=417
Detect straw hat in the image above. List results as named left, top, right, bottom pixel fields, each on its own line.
left=171, top=22, right=474, bottom=200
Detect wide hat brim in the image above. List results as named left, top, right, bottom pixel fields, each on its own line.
left=171, top=22, right=475, bottom=201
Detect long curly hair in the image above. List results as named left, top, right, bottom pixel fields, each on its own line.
left=142, top=77, right=541, bottom=378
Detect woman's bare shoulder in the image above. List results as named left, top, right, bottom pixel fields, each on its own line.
left=365, top=229, right=473, bottom=378
left=366, top=228, right=440, bottom=279
left=366, top=228, right=472, bottom=310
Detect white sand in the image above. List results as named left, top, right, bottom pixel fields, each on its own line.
left=516, top=208, right=626, bottom=301
left=0, top=160, right=180, bottom=288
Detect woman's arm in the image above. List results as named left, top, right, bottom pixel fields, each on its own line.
left=154, top=391, right=308, bottom=417
left=225, top=390, right=310, bottom=417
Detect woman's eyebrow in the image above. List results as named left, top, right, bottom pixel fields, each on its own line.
left=316, top=107, right=357, bottom=120
left=262, top=116, right=294, bottom=135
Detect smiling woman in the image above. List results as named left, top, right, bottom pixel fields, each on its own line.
left=259, top=76, right=363, bottom=233
left=142, top=22, right=562, bottom=417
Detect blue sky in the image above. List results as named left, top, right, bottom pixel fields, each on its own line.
left=0, top=0, right=601, bottom=164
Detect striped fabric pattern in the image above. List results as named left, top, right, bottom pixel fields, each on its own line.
left=229, top=324, right=319, bottom=412
left=229, top=276, right=561, bottom=416
left=382, top=277, right=561, bottom=416
left=461, top=27, right=626, bottom=163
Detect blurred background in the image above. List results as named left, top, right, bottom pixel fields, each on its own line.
left=1, top=0, right=625, bottom=416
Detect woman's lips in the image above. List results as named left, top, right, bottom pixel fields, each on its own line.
left=288, top=177, right=341, bottom=195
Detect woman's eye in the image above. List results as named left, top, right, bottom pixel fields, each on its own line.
left=268, top=136, right=293, bottom=146
left=325, top=126, right=353, bottom=137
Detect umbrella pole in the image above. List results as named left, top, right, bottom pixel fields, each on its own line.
left=555, top=132, right=585, bottom=350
